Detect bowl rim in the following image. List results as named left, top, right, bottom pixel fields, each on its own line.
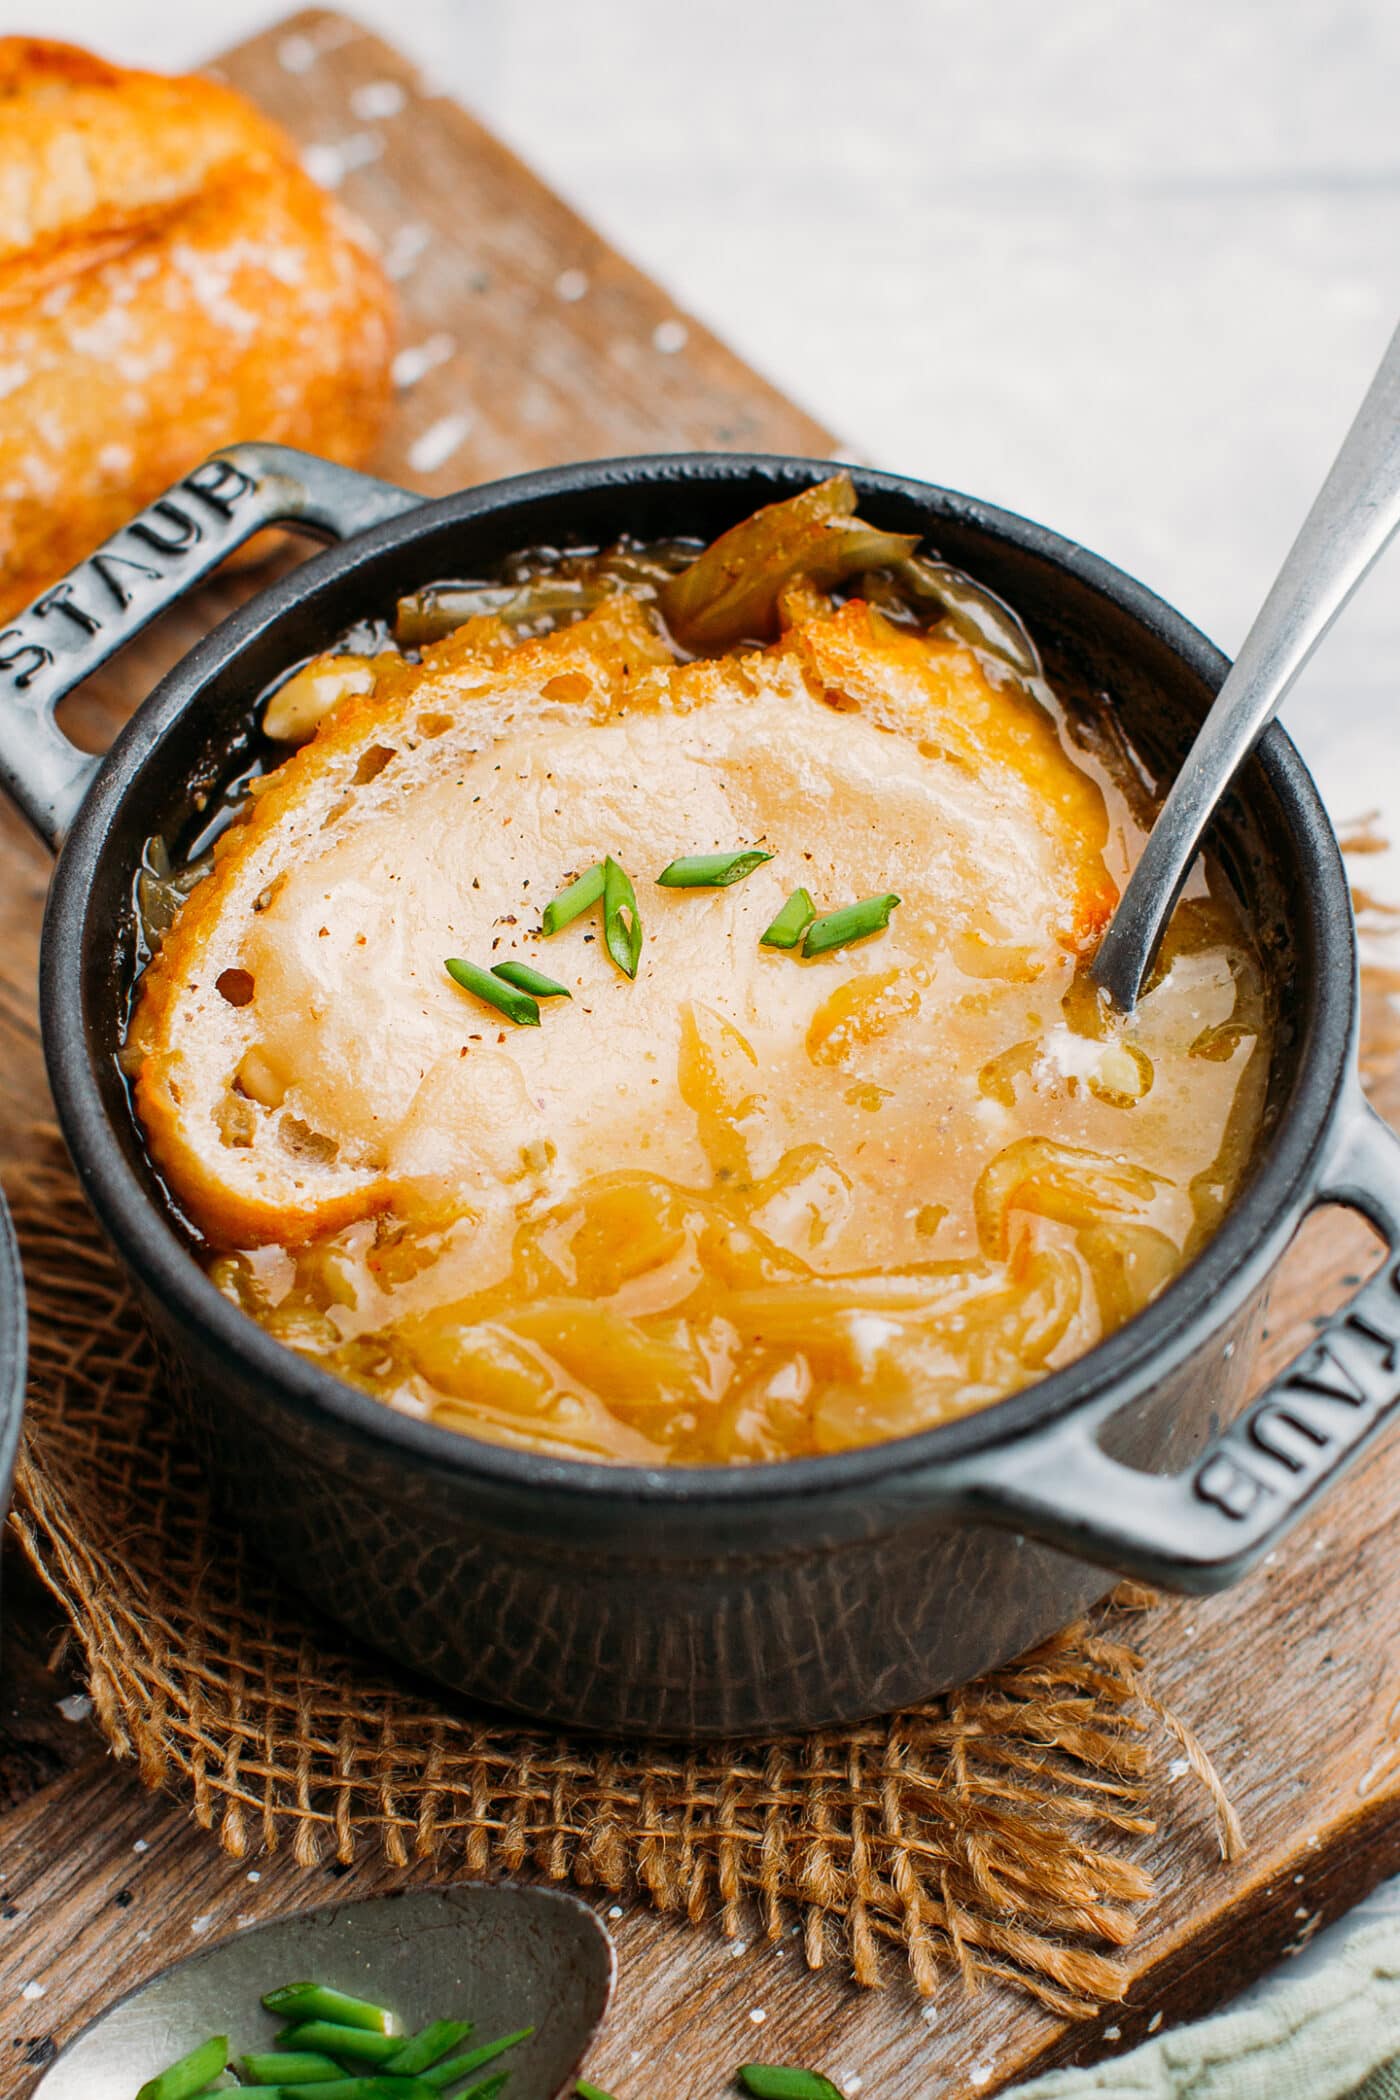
left=40, top=452, right=1356, bottom=1510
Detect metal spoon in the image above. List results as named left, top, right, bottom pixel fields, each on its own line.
left=31, top=1883, right=614, bottom=2100
left=1092, top=317, right=1400, bottom=1013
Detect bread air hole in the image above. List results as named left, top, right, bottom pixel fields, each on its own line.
left=215, top=1091, right=257, bottom=1149
left=353, top=743, right=397, bottom=784
left=417, top=712, right=455, bottom=738
left=216, top=966, right=255, bottom=1006
left=279, top=1114, right=339, bottom=1166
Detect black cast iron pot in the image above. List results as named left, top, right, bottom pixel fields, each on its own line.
left=4, top=443, right=1400, bottom=1737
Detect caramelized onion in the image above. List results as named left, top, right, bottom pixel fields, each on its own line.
left=659, top=474, right=920, bottom=651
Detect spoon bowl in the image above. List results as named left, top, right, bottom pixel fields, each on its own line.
left=30, top=1884, right=615, bottom=2100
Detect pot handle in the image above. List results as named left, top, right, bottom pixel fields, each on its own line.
left=940, top=1093, right=1400, bottom=1592
left=0, top=442, right=423, bottom=851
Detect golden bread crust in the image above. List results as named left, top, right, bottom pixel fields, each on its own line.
left=0, top=37, right=396, bottom=619
left=0, top=38, right=295, bottom=268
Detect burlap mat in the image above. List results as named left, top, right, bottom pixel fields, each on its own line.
left=8, top=1139, right=1244, bottom=2017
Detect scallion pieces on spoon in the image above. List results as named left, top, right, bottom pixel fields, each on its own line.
left=541, top=862, right=605, bottom=934
left=759, top=887, right=817, bottom=950
left=491, top=961, right=571, bottom=1000
left=142, top=1987, right=533, bottom=2100
left=802, top=892, right=901, bottom=957
left=656, top=848, right=773, bottom=888
left=445, top=957, right=541, bottom=1025
left=135, top=2036, right=229, bottom=2100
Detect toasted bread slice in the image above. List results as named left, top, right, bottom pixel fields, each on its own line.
left=130, top=594, right=1115, bottom=1250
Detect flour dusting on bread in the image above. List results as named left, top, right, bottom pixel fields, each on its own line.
left=0, top=37, right=396, bottom=620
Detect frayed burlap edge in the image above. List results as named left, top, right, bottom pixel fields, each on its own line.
left=7, top=1141, right=1241, bottom=2016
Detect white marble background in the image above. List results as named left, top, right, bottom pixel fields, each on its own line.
left=17, top=0, right=1400, bottom=882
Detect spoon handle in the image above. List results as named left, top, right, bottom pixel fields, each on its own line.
left=1093, top=317, right=1400, bottom=1012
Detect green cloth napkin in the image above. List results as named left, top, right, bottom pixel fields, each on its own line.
left=1002, top=1913, right=1400, bottom=2100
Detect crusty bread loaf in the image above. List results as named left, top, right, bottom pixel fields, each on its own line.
left=0, top=38, right=395, bottom=619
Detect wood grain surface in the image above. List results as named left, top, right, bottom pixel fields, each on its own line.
left=4, top=12, right=1400, bottom=2098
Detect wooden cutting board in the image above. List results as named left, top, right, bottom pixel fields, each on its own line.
left=4, top=12, right=1400, bottom=2095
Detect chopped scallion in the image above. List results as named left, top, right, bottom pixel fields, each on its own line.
left=577, top=2081, right=617, bottom=2100
left=802, top=893, right=900, bottom=957
left=491, top=961, right=571, bottom=1000
left=455, top=2075, right=511, bottom=2100
left=656, top=848, right=773, bottom=889
left=240, top=2051, right=343, bottom=2084
left=738, top=2068, right=846, bottom=2100
left=759, top=887, right=816, bottom=950
left=541, top=862, right=605, bottom=934
left=278, top=2025, right=402, bottom=2065
left=136, top=2037, right=229, bottom=2100
left=445, top=957, right=541, bottom=1026
left=421, top=2027, right=534, bottom=2090
left=602, top=858, right=642, bottom=979
left=272, top=2081, right=437, bottom=2099
left=386, top=2022, right=474, bottom=2075
left=261, top=1986, right=402, bottom=2037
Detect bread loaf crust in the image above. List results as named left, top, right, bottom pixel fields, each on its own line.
left=0, top=37, right=396, bottom=618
